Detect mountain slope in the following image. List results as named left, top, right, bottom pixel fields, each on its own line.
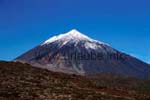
left=0, top=61, right=150, bottom=100
left=15, top=29, right=150, bottom=78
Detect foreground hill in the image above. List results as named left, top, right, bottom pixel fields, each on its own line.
left=0, top=61, right=150, bottom=100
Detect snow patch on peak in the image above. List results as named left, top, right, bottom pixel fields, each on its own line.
left=41, top=29, right=107, bottom=46
left=67, top=29, right=81, bottom=35
left=66, top=29, right=94, bottom=41
left=85, top=42, right=98, bottom=50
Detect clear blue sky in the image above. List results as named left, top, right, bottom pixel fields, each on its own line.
left=0, top=0, right=150, bottom=63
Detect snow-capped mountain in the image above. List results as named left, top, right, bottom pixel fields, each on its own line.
left=15, top=29, right=150, bottom=78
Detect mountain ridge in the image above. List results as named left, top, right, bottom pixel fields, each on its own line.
left=15, top=29, right=150, bottom=78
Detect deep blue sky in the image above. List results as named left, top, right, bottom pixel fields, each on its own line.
left=0, top=0, right=150, bottom=63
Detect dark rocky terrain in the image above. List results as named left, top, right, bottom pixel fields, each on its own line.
left=0, top=61, right=150, bottom=100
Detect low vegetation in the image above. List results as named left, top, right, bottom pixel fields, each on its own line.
left=0, top=61, right=150, bottom=100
